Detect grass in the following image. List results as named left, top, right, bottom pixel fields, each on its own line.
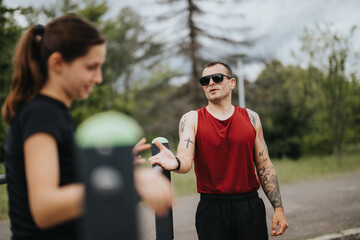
left=274, top=153, right=360, bottom=184
left=170, top=148, right=360, bottom=198
left=0, top=146, right=359, bottom=221
left=0, top=163, right=8, bottom=221
left=171, top=167, right=198, bottom=197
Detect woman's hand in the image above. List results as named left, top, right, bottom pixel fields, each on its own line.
left=132, top=138, right=151, bottom=166
left=134, top=168, right=173, bottom=216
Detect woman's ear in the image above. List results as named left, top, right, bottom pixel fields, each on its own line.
left=48, top=52, right=64, bottom=74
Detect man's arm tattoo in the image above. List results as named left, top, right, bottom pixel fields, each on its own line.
left=249, top=114, right=256, bottom=127
left=257, top=150, right=267, bottom=164
left=247, top=110, right=256, bottom=128
left=180, top=120, right=185, bottom=133
left=184, top=138, right=193, bottom=149
left=257, top=166, right=283, bottom=209
left=258, top=126, right=269, bottom=154
left=179, top=115, right=188, bottom=134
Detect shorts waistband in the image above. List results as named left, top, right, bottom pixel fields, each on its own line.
left=200, top=191, right=258, bottom=200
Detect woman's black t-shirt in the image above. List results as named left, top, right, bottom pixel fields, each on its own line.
left=4, top=94, right=80, bottom=240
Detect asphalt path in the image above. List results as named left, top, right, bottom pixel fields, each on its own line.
left=0, top=172, right=359, bottom=240
left=137, top=172, right=360, bottom=240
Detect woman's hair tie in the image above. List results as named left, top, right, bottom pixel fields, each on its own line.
left=34, top=24, right=44, bottom=42
left=35, top=24, right=45, bottom=35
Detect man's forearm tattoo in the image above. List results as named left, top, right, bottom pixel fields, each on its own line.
left=257, top=150, right=267, bottom=164
left=258, top=126, right=269, bottom=154
left=257, top=166, right=283, bottom=209
left=259, top=150, right=263, bottom=157
left=184, top=138, right=193, bottom=148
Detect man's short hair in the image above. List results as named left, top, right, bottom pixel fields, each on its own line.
left=204, top=62, right=233, bottom=77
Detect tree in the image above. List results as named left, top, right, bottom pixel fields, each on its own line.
left=71, top=5, right=164, bottom=124
left=347, top=74, right=360, bottom=144
left=300, top=24, right=359, bottom=162
left=22, top=0, right=118, bottom=126
left=0, top=0, right=22, bottom=161
left=17, top=0, right=164, bottom=127
left=142, top=0, right=254, bottom=114
left=101, top=7, right=162, bottom=95
left=128, top=65, right=182, bottom=142
left=77, top=0, right=108, bottom=23
left=0, top=0, right=170, bottom=159
left=246, top=60, right=322, bottom=159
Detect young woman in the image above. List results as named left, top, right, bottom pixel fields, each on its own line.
left=2, top=15, right=172, bottom=240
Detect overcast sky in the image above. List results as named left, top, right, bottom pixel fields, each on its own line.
left=4, top=0, right=360, bottom=81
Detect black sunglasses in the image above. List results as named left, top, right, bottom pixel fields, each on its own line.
left=199, top=73, right=232, bottom=86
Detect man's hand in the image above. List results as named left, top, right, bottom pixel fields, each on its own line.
left=148, top=141, right=178, bottom=170
left=271, top=207, right=289, bottom=236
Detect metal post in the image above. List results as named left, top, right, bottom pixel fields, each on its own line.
left=0, top=174, right=6, bottom=185
left=237, top=58, right=246, bottom=108
left=76, top=111, right=143, bottom=240
left=151, top=137, right=174, bottom=240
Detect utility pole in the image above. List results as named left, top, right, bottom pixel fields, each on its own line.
left=237, top=57, right=246, bottom=108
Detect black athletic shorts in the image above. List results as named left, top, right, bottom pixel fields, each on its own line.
left=195, top=191, right=268, bottom=240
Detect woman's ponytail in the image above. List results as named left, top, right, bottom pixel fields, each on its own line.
left=2, top=15, right=105, bottom=124
left=2, top=25, right=46, bottom=123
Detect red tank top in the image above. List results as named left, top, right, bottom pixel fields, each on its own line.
left=194, top=106, right=260, bottom=194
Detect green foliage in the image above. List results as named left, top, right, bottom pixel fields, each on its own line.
left=39, top=0, right=79, bottom=19
left=171, top=167, right=197, bottom=197
left=0, top=0, right=22, bottom=162
left=101, top=6, right=162, bottom=93
left=1, top=0, right=358, bottom=165
left=274, top=146, right=360, bottom=183
left=0, top=0, right=165, bottom=158
left=0, top=183, right=8, bottom=220
left=17, top=1, right=164, bottom=129
left=127, top=65, right=182, bottom=141
left=347, top=76, right=360, bottom=143
left=76, top=0, right=108, bottom=24
left=72, top=4, right=165, bottom=126
left=0, top=163, right=7, bottom=220
left=299, top=24, right=359, bottom=161
left=247, top=24, right=360, bottom=160
left=0, top=1, right=22, bottom=100
left=32, top=0, right=108, bottom=24
left=70, top=84, right=124, bottom=127
left=246, top=60, right=317, bottom=159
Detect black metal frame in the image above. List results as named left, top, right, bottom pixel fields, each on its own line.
left=0, top=174, right=6, bottom=185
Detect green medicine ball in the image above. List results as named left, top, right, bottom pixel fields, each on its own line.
left=151, top=137, right=169, bottom=144
left=76, top=111, right=143, bottom=148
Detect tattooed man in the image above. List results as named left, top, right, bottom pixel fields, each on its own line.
left=150, top=61, right=288, bottom=240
